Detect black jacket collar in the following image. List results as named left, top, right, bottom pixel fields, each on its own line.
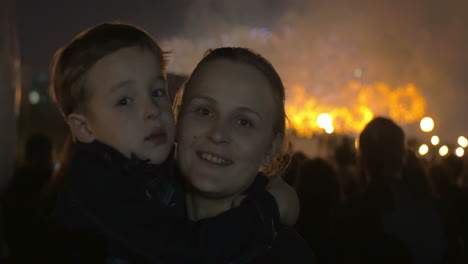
left=73, top=140, right=175, bottom=183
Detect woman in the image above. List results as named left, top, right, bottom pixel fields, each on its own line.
left=175, top=47, right=315, bottom=263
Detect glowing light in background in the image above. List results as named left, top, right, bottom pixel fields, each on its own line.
left=325, top=125, right=335, bottom=134
left=28, top=90, right=40, bottom=105
left=439, top=145, right=449, bottom=157
left=285, top=82, right=426, bottom=138
left=455, top=147, right=464, bottom=157
left=431, top=135, right=440, bottom=146
left=317, top=113, right=333, bottom=129
left=458, top=136, right=468, bottom=148
left=420, top=117, right=434, bottom=132
left=353, top=68, right=363, bottom=78
left=419, top=144, right=429, bottom=156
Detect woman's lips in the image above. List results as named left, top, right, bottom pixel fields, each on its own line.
left=196, top=150, right=233, bottom=166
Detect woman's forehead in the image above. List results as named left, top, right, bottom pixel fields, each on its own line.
left=188, top=62, right=275, bottom=107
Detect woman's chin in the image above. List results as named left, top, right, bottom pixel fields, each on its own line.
left=191, top=178, right=220, bottom=195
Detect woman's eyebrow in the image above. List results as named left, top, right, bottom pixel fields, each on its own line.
left=189, top=96, right=262, bottom=119
left=236, top=106, right=263, bottom=120
left=189, top=95, right=216, bottom=104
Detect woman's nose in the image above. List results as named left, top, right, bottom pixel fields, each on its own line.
left=208, top=120, right=230, bottom=144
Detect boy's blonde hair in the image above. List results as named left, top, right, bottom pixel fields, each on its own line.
left=50, top=23, right=168, bottom=118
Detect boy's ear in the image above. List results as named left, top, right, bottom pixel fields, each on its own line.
left=262, top=133, right=282, bottom=167
left=66, top=113, right=95, bottom=143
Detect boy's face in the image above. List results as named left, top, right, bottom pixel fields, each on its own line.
left=74, top=46, right=175, bottom=164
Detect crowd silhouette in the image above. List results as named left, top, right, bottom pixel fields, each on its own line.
left=2, top=116, right=466, bottom=263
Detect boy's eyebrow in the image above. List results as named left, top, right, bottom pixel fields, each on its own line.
left=110, top=80, right=135, bottom=93
left=190, top=96, right=263, bottom=120
left=109, top=76, right=166, bottom=94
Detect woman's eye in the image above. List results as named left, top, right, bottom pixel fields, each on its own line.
left=237, top=119, right=253, bottom=128
left=117, top=97, right=132, bottom=106
left=152, top=89, right=166, bottom=97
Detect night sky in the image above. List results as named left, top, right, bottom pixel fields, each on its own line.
left=16, top=0, right=468, bottom=140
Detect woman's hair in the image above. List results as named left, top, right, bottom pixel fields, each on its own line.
left=173, top=47, right=291, bottom=177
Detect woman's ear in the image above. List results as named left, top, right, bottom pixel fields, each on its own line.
left=262, top=133, right=282, bottom=167
left=66, top=113, right=95, bottom=143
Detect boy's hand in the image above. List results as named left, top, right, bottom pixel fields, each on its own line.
left=266, top=176, right=299, bottom=226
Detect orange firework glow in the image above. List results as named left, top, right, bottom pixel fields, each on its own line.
left=286, top=81, right=426, bottom=138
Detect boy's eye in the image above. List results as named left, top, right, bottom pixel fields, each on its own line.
left=117, top=97, right=132, bottom=106
left=152, top=89, right=166, bottom=97
left=237, top=118, right=253, bottom=128
left=196, top=107, right=212, bottom=117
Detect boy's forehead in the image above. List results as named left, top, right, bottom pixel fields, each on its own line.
left=85, top=47, right=165, bottom=89
left=108, top=76, right=167, bottom=93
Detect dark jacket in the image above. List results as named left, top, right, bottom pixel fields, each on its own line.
left=228, top=176, right=316, bottom=264
left=249, top=227, right=316, bottom=264
left=52, top=141, right=280, bottom=264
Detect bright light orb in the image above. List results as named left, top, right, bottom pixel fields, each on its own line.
left=455, top=147, right=464, bottom=157
left=317, top=113, right=333, bottom=129
left=439, top=145, right=449, bottom=157
left=420, top=117, right=434, bottom=132
left=419, top=144, right=429, bottom=156
left=431, top=136, right=440, bottom=146
left=458, top=136, right=468, bottom=148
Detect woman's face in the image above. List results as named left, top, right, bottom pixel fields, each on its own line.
left=177, top=59, right=279, bottom=198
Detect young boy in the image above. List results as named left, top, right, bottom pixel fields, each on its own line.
left=49, top=23, right=297, bottom=263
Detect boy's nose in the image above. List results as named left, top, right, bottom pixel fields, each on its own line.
left=144, top=101, right=161, bottom=120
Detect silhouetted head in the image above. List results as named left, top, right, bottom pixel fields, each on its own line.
left=359, top=117, right=405, bottom=181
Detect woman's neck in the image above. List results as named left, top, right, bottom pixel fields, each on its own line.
left=186, top=191, right=236, bottom=221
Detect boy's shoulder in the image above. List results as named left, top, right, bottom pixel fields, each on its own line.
left=65, top=140, right=179, bottom=207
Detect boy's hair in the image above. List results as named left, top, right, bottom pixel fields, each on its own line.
left=50, top=23, right=168, bottom=118
left=174, top=47, right=292, bottom=177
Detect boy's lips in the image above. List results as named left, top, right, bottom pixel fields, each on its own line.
left=145, top=128, right=167, bottom=145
